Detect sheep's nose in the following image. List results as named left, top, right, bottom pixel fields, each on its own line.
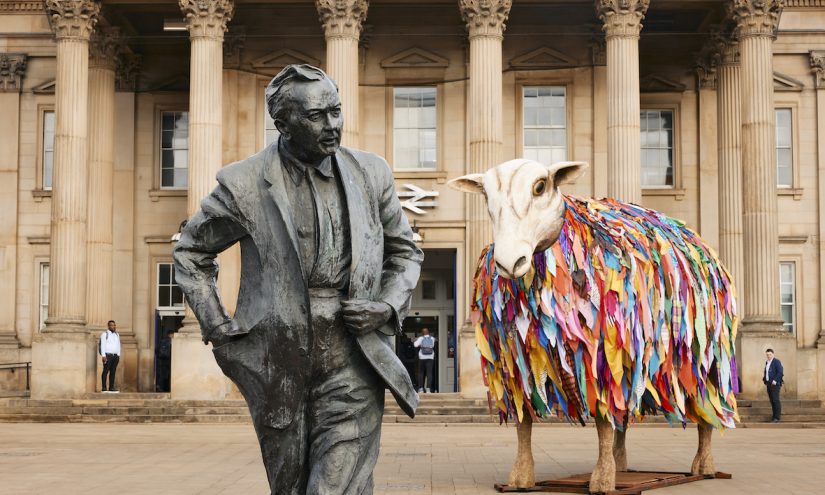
left=513, top=256, right=528, bottom=274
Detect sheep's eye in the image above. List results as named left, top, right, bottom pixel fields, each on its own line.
left=532, top=179, right=547, bottom=197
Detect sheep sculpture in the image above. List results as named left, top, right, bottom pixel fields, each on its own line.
left=448, top=159, right=739, bottom=493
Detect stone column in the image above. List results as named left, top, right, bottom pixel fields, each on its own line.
left=696, top=59, right=720, bottom=249
left=730, top=0, right=794, bottom=397
left=172, top=0, right=235, bottom=400
left=596, top=0, right=649, bottom=204
left=87, top=27, right=126, bottom=392
left=811, top=52, right=825, bottom=397
left=0, top=53, right=26, bottom=390
left=31, top=0, right=100, bottom=399
left=716, top=38, right=745, bottom=304
left=316, top=0, right=367, bottom=148
left=458, top=0, right=512, bottom=397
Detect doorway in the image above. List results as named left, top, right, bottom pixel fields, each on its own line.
left=154, top=309, right=183, bottom=392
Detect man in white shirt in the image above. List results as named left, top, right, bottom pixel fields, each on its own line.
left=99, top=320, right=121, bottom=393
left=413, top=328, right=436, bottom=393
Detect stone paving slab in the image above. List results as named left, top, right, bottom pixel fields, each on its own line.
left=0, top=423, right=823, bottom=494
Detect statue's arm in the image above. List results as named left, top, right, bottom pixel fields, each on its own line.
left=375, top=159, right=424, bottom=334
left=172, top=183, right=248, bottom=343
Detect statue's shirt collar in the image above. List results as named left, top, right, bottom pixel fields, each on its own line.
left=278, top=139, right=334, bottom=185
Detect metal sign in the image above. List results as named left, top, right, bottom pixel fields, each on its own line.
left=397, top=183, right=439, bottom=215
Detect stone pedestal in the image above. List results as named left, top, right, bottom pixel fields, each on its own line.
left=172, top=0, right=234, bottom=400
left=316, top=0, right=367, bottom=148
left=32, top=0, right=100, bottom=399
left=457, top=0, right=512, bottom=397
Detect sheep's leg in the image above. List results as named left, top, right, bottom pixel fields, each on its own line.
left=508, top=413, right=535, bottom=488
left=612, top=427, right=628, bottom=472
left=691, top=424, right=716, bottom=475
left=589, top=416, right=616, bottom=494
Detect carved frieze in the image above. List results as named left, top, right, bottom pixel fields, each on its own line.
left=595, top=0, right=650, bottom=38
left=179, top=0, right=234, bottom=40
left=316, top=0, right=368, bottom=39
left=44, top=0, right=101, bottom=41
left=0, top=53, right=27, bottom=92
left=729, top=0, right=784, bottom=39
left=458, top=0, right=512, bottom=39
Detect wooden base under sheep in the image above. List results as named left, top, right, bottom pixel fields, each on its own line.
left=449, top=160, right=739, bottom=493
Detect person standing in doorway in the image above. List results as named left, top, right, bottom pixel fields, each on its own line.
left=99, top=320, right=121, bottom=393
left=155, top=331, right=172, bottom=392
left=414, top=328, right=436, bottom=393
left=764, top=348, right=784, bottom=422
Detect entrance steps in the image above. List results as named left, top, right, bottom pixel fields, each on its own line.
left=1, top=393, right=824, bottom=426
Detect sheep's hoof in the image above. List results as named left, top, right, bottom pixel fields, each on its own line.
left=589, top=460, right=616, bottom=494
left=691, top=452, right=715, bottom=476
left=508, top=462, right=535, bottom=489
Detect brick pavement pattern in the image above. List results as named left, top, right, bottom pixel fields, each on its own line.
left=0, top=423, right=823, bottom=494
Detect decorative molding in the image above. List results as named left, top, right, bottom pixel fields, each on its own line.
left=223, top=26, right=245, bottom=68
left=115, top=52, right=141, bottom=92
left=774, top=71, right=804, bottom=91
left=44, top=0, right=101, bottom=41
left=0, top=1, right=43, bottom=13
left=779, top=234, right=808, bottom=243
left=509, top=47, right=577, bottom=69
left=179, top=0, right=234, bottom=40
left=729, top=0, right=784, bottom=39
left=639, top=74, right=686, bottom=93
left=148, top=189, right=187, bottom=202
left=89, top=26, right=120, bottom=70
left=811, top=51, right=825, bottom=89
left=381, top=47, right=449, bottom=69
left=784, top=0, right=823, bottom=6
left=251, top=49, right=321, bottom=72
left=32, top=79, right=56, bottom=94
left=458, top=0, right=512, bottom=39
left=696, top=64, right=717, bottom=90
left=316, top=0, right=368, bottom=39
left=595, top=0, right=650, bottom=38
left=27, top=235, right=50, bottom=244
left=0, top=53, right=27, bottom=92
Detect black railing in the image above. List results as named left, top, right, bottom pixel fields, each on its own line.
left=0, top=362, right=31, bottom=391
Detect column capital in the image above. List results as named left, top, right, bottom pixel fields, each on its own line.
left=717, top=38, right=741, bottom=66
left=459, top=0, right=513, bottom=39
left=590, top=34, right=607, bottom=66
left=811, top=50, right=825, bottom=89
left=44, top=0, right=100, bottom=41
left=223, top=26, right=245, bottom=68
left=115, top=52, right=141, bottom=92
left=729, top=0, right=784, bottom=39
left=0, top=53, right=27, bottom=92
left=89, top=26, right=120, bottom=70
left=316, top=0, right=368, bottom=40
left=179, top=0, right=234, bottom=40
left=696, top=62, right=718, bottom=90
left=595, top=0, right=650, bottom=38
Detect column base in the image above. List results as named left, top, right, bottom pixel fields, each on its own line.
left=31, top=328, right=96, bottom=399
left=737, top=318, right=796, bottom=399
left=458, top=323, right=487, bottom=398
left=170, top=331, right=232, bottom=400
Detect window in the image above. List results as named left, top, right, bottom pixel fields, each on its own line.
left=640, top=110, right=674, bottom=187
left=42, top=110, right=55, bottom=190
left=39, top=262, right=49, bottom=331
left=779, top=261, right=795, bottom=333
left=264, top=109, right=279, bottom=147
left=160, top=111, right=189, bottom=188
left=393, top=87, right=436, bottom=170
left=157, top=262, right=184, bottom=309
left=776, top=108, right=792, bottom=188
left=523, top=86, right=567, bottom=165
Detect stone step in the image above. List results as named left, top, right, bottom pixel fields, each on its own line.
left=737, top=399, right=822, bottom=408
left=738, top=407, right=825, bottom=417
left=82, top=392, right=171, bottom=400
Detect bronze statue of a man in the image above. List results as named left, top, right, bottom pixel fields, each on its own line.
left=173, top=64, right=423, bottom=494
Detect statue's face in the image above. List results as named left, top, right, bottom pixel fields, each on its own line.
left=278, top=79, right=343, bottom=163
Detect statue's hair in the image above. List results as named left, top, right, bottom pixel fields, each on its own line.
left=265, top=64, right=338, bottom=122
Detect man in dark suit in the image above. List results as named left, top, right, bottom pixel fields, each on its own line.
left=763, top=348, right=784, bottom=423
left=173, top=64, right=423, bottom=494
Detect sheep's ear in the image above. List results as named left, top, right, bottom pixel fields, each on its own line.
left=447, top=173, right=485, bottom=195
left=547, top=161, right=588, bottom=186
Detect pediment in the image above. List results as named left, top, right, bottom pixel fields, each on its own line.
left=510, top=47, right=577, bottom=69
left=381, top=47, right=449, bottom=69
left=639, top=74, right=686, bottom=93
left=32, top=79, right=55, bottom=94
left=251, top=49, right=321, bottom=70
left=774, top=71, right=804, bottom=92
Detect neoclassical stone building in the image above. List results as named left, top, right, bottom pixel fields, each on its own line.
left=1, top=0, right=824, bottom=402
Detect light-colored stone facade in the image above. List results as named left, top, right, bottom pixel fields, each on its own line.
left=2, top=0, right=825, bottom=401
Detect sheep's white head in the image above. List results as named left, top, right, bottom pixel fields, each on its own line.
left=448, top=159, right=588, bottom=279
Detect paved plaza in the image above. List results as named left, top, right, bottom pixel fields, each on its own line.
left=0, top=423, right=823, bottom=495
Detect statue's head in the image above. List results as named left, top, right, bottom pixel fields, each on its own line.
left=266, top=64, right=342, bottom=163
left=448, top=159, right=588, bottom=279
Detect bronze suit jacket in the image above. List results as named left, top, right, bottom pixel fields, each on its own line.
left=173, top=141, right=423, bottom=427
